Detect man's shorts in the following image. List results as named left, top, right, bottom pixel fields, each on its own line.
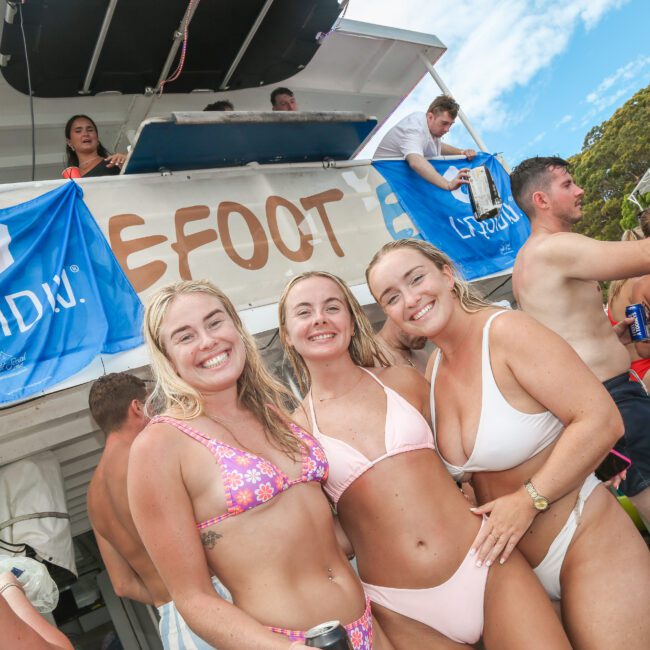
left=158, top=577, right=232, bottom=650
left=603, top=371, right=650, bottom=497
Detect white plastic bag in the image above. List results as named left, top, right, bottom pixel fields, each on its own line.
left=0, top=555, right=59, bottom=613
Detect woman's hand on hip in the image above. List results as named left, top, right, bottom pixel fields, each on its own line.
left=469, top=488, right=537, bottom=566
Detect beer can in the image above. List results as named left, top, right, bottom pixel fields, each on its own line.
left=467, top=165, right=502, bottom=221
left=626, top=303, right=649, bottom=341
left=304, top=620, right=353, bottom=649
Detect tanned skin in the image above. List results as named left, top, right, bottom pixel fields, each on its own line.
left=88, top=399, right=170, bottom=606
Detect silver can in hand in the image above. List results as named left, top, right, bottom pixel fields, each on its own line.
left=305, top=620, right=353, bottom=649
left=467, top=165, right=502, bottom=221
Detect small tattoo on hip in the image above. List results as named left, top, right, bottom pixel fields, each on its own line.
left=201, top=531, right=222, bottom=549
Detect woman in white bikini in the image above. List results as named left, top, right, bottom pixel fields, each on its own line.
left=366, top=238, right=650, bottom=649
left=279, top=271, right=571, bottom=650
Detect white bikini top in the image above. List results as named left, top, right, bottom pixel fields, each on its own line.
left=307, top=368, right=436, bottom=504
left=430, top=311, right=564, bottom=482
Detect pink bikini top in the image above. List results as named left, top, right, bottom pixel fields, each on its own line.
left=430, top=311, right=564, bottom=482
left=151, top=415, right=328, bottom=529
left=307, top=368, right=436, bottom=505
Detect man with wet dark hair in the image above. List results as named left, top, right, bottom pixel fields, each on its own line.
left=270, top=87, right=298, bottom=111
left=374, top=94, right=476, bottom=191
left=87, top=373, right=166, bottom=606
left=88, top=372, right=230, bottom=648
left=511, top=156, right=650, bottom=527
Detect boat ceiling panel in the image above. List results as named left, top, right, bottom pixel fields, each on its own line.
left=123, top=111, right=377, bottom=173
left=0, top=0, right=342, bottom=97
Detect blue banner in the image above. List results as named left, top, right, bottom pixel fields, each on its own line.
left=0, top=182, right=143, bottom=404
left=372, top=153, right=530, bottom=280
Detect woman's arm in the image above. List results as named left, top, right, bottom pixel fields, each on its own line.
left=128, top=424, right=303, bottom=650
left=470, top=311, right=622, bottom=565
left=0, top=573, right=73, bottom=650
left=94, top=530, right=155, bottom=604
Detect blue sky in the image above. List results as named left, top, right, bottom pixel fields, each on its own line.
left=347, top=0, right=650, bottom=166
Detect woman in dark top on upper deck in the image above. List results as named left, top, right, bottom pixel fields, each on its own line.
left=64, top=114, right=126, bottom=177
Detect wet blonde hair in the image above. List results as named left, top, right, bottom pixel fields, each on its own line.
left=365, top=238, right=492, bottom=312
left=144, top=280, right=301, bottom=456
left=609, top=218, right=647, bottom=303
left=278, top=271, right=390, bottom=394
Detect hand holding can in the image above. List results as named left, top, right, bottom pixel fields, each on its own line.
left=304, top=621, right=353, bottom=649
left=626, top=304, right=649, bottom=341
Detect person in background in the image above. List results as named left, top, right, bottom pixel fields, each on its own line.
left=511, top=156, right=650, bottom=527
left=0, top=571, right=73, bottom=650
left=128, top=280, right=391, bottom=650
left=373, top=95, right=476, bottom=192
left=376, top=317, right=429, bottom=374
left=608, top=208, right=650, bottom=393
left=271, top=87, right=298, bottom=111
left=64, top=115, right=127, bottom=177
left=87, top=372, right=230, bottom=650
left=204, top=101, right=234, bottom=111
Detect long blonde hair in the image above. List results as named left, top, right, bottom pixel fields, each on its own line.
left=366, top=238, right=492, bottom=312
left=278, top=271, right=390, bottom=394
left=144, top=280, right=301, bottom=456
left=609, top=228, right=644, bottom=303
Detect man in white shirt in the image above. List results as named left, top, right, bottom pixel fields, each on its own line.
left=374, top=95, right=477, bottom=191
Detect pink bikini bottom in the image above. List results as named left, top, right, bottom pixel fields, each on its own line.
left=269, top=597, right=373, bottom=650
left=362, top=544, right=488, bottom=644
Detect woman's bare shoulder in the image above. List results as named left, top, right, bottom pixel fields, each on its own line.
left=369, top=365, right=430, bottom=409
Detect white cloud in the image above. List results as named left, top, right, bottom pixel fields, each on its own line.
left=346, top=0, right=628, bottom=137
left=556, top=114, right=573, bottom=127
left=585, top=56, right=650, bottom=111
left=528, top=131, right=547, bottom=146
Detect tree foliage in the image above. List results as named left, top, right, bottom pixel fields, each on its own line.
left=568, top=84, right=650, bottom=241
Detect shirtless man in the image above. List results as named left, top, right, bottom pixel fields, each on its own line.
left=88, top=373, right=228, bottom=649
left=510, top=156, right=650, bottom=526
left=376, top=317, right=429, bottom=374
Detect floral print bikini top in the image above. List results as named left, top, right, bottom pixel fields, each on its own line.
left=151, top=415, right=328, bottom=529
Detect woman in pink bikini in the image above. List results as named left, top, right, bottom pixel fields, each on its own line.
left=608, top=208, right=650, bottom=393
left=366, top=239, right=650, bottom=649
left=279, top=271, right=571, bottom=650
left=128, top=280, right=390, bottom=650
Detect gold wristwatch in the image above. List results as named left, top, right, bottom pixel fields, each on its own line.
left=524, top=480, right=550, bottom=511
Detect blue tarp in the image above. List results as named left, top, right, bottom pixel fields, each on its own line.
left=0, top=182, right=143, bottom=404
left=373, top=153, right=530, bottom=280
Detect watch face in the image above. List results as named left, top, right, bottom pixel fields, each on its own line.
left=534, top=496, right=549, bottom=511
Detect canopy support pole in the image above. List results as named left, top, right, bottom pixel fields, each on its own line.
left=220, top=0, right=275, bottom=90
left=80, top=0, right=120, bottom=94
left=155, top=0, right=203, bottom=92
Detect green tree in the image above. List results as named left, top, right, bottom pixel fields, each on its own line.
left=568, top=84, right=650, bottom=241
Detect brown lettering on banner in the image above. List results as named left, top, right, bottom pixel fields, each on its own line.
left=300, top=189, right=345, bottom=257
left=217, top=202, right=269, bottom=270
left=108, top=214, right=168, bottom=293
left=266, top=196, right=314, bottom=262
left=171, top=206, right=218, bottom=280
